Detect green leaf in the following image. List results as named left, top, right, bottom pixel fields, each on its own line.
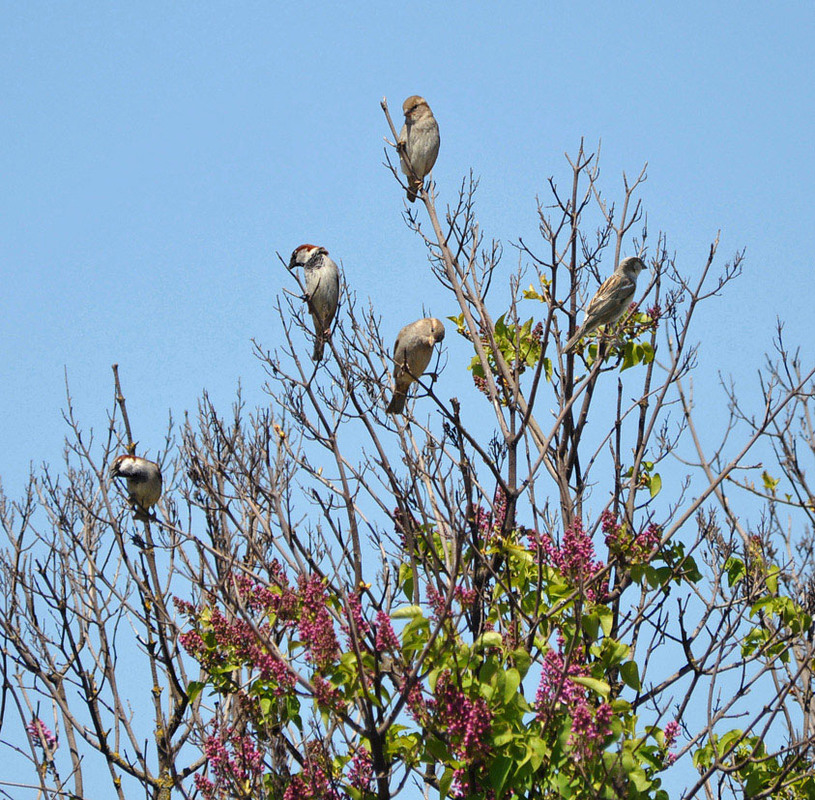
left=621, top=342, right=640, bottom=371
left=469, top=356, right=486, bottom=377
left=749, top=597, right=777, bottom=617
left=447, top=313, right=466, bottom=335
left=599, top=638, right=630, bottom=668
left=542, top=356, right=553, bottom=381
left=489, top=755, right=513, bottom=794
left=693, top=743, right=714, bottom=769
left=510, top=647, right=533, bottom=678
left=595, top=606, right=613, bottom=637
left=439, top=767, right=454, bottom=800
left=725, top=557, right=746, bottom=587
left=398, top=562, right=414, bottom=600
left=527, top=735, right=548, bottom=771
left=581, top=613, right=600, bottom=640
left=491, top=729, right=514, bottom=747
left=186, top=680, right=206, bottom=702
left=620, top=661, right=641, bottom=691
left=718, top=729, right=744, bottom=756
left=649, top=473, right=662, bottom=498
left=391, top=604, right=423, bottom=619
left=762, top=470, right=780, bottom=494
left=681, top=554, right=703, bottom=583
left=476, top=631, right=503, bottom=649
left=571, top=676, right=610, bottom=698
left=286, top=695, right=303, bottom=730
left=424, top=735, right=450, bottom=762
left=630, top=767, right=652, bottom=791
left=503, top=668, right=521, bottom=702
left=766, top=565, right=779, bottom=595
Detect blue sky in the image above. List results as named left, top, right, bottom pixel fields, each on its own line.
left=1, top=2, right=814, bottom=795
left=2, top=3, right=814, bottom=497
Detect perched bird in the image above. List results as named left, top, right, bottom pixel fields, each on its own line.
left=386, top=318, right=445, bottom=414
left=398, top=95, right=440, bottom=203
left=288, top=244, right=341, bottom=362
left=563, top=256, right=647, bottom=352
left=110, top=454, right=163, bottom=518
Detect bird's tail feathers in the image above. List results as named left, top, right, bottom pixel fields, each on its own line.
left=312, top=336, right=325, bottom=362
left=563, top=326, right=585, bottom=353
left=386, top=392, right=406, bottom=415
left=406, top=177, right=421, bottom=203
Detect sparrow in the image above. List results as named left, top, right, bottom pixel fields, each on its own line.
left=110, top=454, right=163, bottom=518
left=288, top=244, right=340, bottom=362
left=563, top=256, right=647, bottom=352
left=398, top=95, right=440, bottom=203
left=386, top=318, right=445, bottom=414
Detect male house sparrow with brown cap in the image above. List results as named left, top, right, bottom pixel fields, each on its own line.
left=386, top=318, right=445, bottom=414
left=288, top=244, right=340, bottom=362
left=399, top=95, right=440, bottom=203
left=110, top=455, right=162, bottom=518
left=563, top=256, right=647, bottom=352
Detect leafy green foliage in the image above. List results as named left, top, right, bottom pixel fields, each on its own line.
left=178, top=514, right=690, bottom=799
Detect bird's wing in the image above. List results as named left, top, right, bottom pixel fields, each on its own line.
left=408, top=341, right=434, bottom=379
left=584, top=272, right=636, bottom=321
left=392, top=333, right=405, bottom=378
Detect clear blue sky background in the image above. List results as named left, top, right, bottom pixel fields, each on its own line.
left=1, top=2, right=814, bottom=795
left=2, top=2, right=813, bottom=500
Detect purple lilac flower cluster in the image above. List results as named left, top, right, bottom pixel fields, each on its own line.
left=340, top=590, right=370, bottom=647
left=232, top=561, right=300, bottom=619
left=282, top=766, right=341, bottom=800
left=374, top=610, right=400, bottom=652
left=347, top=745, right=373, bottom=792
left=176, top=570, right=343, bottom=692
left=26, top=718, right=57, bottom=751
left=403, top=678, right=428, bottom=724
left=531, top=519, right=606, bottom=601
left=429, top=671, right=493, bottom=797
left=297, top=575, right=340, bottom=671
left=535, top=647, right=589, bottom=720
left=663, top=719, right=680, bottom=765
left=194, top=725, right=264, bottom=799
left=602, top=511, right=661, bottom=564
left=535, top=646, right=613, bottom=763
left=454, top=584, right=477, bottom=606
left=569, top=701, right=613, bottom=762
left=177, top=603, right=296, bottom=694
left=473, top=488, right=509, bottom=545
left=425, top=584, right=446, bottom=621
left=312, top=675, right=343, bottom=712
left=431, top=672, right=493, bottom=757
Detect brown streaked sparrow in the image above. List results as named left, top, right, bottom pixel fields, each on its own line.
left=398, top=95, right=440, bottom=203
left=386, top=317, right=445, bottom=414
left=563, top=256, right=647, bottom=352
left=110, top=454, right=163, bottom=518
left=288, top=244, right=341, bottom=362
